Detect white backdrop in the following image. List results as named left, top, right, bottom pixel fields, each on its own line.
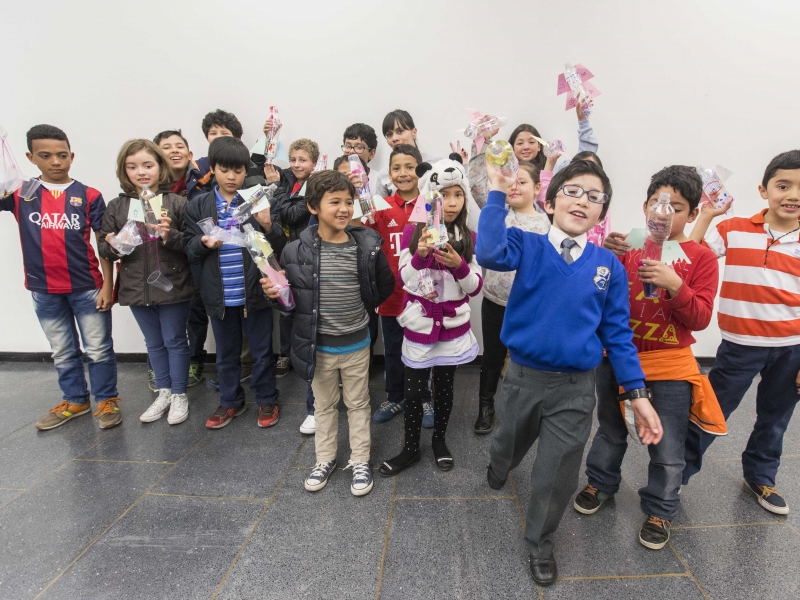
left=1, top=0, right=798, bottom=356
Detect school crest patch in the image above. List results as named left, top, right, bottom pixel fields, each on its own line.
left=69, top=196, right=83, bottom=207
left=593, top=266, right=610, bottom=291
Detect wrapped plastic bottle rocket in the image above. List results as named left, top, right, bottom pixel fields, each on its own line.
left=314, top=154, right=328, bottom=172
left=543, top=140, right=565, bottom=158
left=697, top=166, right=734, bottom=213
left=425, top=190, right=449, bottom=249
left=485, top=140, right=519, bottom=179
left=564, top=63, right=593, bottom=116
left=464, top=115, right=507, bottom=139
left=139, top=184, right=160, bottom=239
left=242, top=224, right=295, bottom=309
left=347, top=154, right=375, bottom=224
left=231, top=183, right=277, bottom=223
left=641, top=192, right=675, bottom=298
left=264, top=106, right=282, bottom=165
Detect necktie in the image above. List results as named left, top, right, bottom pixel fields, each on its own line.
left=560, top=238, right=578, bottom=264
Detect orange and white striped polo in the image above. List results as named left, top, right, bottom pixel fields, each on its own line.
left=705, top=209, right=800, bottom=347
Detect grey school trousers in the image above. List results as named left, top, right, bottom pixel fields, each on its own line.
left=490, top=360, right=596, bottom=558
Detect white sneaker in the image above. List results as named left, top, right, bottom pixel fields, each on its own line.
left=167, top=393, right=189, bottom=425
left=140, top=389, right=171, bottom=423
left=299, top=414, right=316, bottom=435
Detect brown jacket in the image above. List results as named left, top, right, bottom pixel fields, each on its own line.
left=99, top=191, right=193, bottom=306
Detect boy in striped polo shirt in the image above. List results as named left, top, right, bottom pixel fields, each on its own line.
left=264, top=171, right=395, bottom=495
left=684, top=149, right=800, bottom=515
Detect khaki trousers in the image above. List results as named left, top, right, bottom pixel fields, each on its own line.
left=311, top=346, right=371, bottom=463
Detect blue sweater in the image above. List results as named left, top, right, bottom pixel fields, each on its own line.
left=476, top=190, right=645, bottom=391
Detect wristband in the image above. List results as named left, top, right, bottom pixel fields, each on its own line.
left=617, top=388, right=652, bottom=401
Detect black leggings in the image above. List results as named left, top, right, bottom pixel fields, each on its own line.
left=481, top=297, right=507, bottom=372
left=403, top=365, right=457, bottom=453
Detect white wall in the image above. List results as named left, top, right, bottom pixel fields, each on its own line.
left=1, top=0, right=798, bottom=356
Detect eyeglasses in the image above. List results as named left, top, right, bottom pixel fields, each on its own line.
left=341, top=144, right=370, bottom=153
left=558, top=184, right=609, bottom=204
left=384, top=128, right=408, bottom=139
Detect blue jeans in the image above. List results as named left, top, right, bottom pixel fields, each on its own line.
left=279, top=309, right=293, bottom=357
left=31, top=289, right=117, bottom=404
left=130, top=302, right=191, bottom=394
left=585, top=358, right=692, bottom=520
left=210, top=307, right=278, bottom=408
left=381, top=315, right=431, bottom=404
left=683, top=340, right=800, bottom=487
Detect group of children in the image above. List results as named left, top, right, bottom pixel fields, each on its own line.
left=4, top=102, right=799, bottom=588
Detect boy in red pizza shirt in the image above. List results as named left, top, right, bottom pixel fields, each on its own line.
left=574, top=165, right=719, bottom=550
left=361, top=144, right=433, bottom=423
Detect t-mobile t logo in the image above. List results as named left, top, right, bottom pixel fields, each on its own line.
left=389, top=232, right=403, bottom=257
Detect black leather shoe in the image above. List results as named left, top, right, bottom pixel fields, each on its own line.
left=529, top=555, right=557, bottom=586
left=473, top=400, right=495, bottom=434
left=487, top=465, right=506, bottom=490
left=378, top=451, right=421, bottom=477
left=474, top=369, right=501, bottom=434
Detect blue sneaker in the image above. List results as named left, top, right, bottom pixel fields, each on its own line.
left=305, top=460, right=337, bottom=492
left=746, top=481, right=789, bottom=515
left=346, top=460, right=373, bottom=497
left=373, top=400, right=404, bottom=423
left=422, top=402, right=434, bottom=428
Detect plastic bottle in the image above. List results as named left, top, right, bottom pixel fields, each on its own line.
left=264, top=106, right=281, bottom=165
left=464, top=115, right=506, bottom=139
left=641, top=192, right=674, bottom=298
left=485, top=140, right=519, bottom=179
left=231, top=183, right=277, bottom=223
left=425, top=190, right=449, bottom=249
left=314, top=154, right=328, bottom=172
left=139, top=184, right=160, bottom=239
left=348, top=155, right=375, bottom=223
left=564, top=63, right=593, bottom=116
left=242, top=224, right=295, bottom=309
left=696, top=166, right=734, bottom=213
left=543, top=140, right=565, bottom=158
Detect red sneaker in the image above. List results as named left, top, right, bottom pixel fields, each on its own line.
left=257, top=404, right=280, bottom=428
left=206, top=404, right=247, bottom=429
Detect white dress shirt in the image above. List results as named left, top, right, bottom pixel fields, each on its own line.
left=548, top=226, right=587, bottom=263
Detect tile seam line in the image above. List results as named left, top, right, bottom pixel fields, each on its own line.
left=393, top=496, right=515, bottom=501
left=75, top=458, right=178, bottom=465
left=1, top=428, right=113, bottom=508
left=672, top=521, right=784, bottom=530
left=374, top=476, right=397, bottom=600
left=209, top=437, right=310, bottom=600
left=146, top=492, right=269, bottom=503
left=557, top=573, right=691, bottom=581
left=668, top=541, right=711, bottom=600
left=31, top=431, right=211, bottom=600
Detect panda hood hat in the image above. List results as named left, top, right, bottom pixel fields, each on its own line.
left=416, top=153, right=480, bottom=232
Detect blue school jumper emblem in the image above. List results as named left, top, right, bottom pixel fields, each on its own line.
left=593, top=266, right=610, bottom=291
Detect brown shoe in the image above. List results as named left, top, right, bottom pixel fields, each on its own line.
left=35, top=401, right=91, bottom=431
left=94, top=398, right=122, bottom=429
left=257, top=404, right=279, bottom=428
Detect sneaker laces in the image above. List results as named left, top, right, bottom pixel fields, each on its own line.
left=188, top=364, right=203, bottom=378
left=647, top=515, right=671, bottom=529
left=212, top=406, right=230, bottom=417
left=93, top=398, right=120, bottom=417
left=345, top=460, right=370, bottom=481
left=309, top=461, right=333, bottom=479
left=49, top=401, right=71, bottom=415
left=276, top=356, right=290, bottom=368
left=377, top=401, right=394, bottom=411
left=423, top=402, right=433, bottom=414
left=583, top=484, right=599, bottom=497
left=758, top=485, right=781, bottom=499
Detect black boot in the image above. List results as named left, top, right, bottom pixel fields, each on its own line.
left=474, top=368, right=501, bottom=434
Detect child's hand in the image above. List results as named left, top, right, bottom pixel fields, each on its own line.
left=603, top=232, right=630, bottom=256
left=796, top=369, right=800, bottom=394
left=347, top=172, right=363, bottom=189
left=699, top=192, right=734, bottom=218
left=486, top=163, right=515, bottom=194
left=576, top=99, right=591, bottom=122
left=263, top=119, right=276, bottom=135
left=638, top=260, right=683, bottom=297
left=264, top=164, right=281, bottom=183
left=434, top=243, right=463, bottom=268
left=253, top=209, right=272, bottom=230
left=96, top=281, right=113, bottom=312
left=260, top=276, right=281, bottom=299
left=449, top=141, right=469, bottom=164
left=483, top=127, right=500, bottom=141
left=202, top=235, right=223, bottom=249
left=417, top=230, right=434, bottom=258
left=157, top=215, right=171, bottom=241
left=630, top=397, right=663, bottom=445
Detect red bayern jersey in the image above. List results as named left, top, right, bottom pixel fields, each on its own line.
left=366, top=191, right=418, bottom=316
left=622, top=239, right=719, bottom=352
left=0, top=180, right=105, bottom=294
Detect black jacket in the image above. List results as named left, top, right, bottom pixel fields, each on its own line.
left=272, top=167, right=311, bottom=242
left=99, top=191, right=194, bottom=306
left=280, top=225, right=396, bottom=382
left=183, top=189, right=287, bottom=320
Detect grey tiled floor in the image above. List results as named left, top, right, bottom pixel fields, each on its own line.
left=0, top=362, right=798, bottom=599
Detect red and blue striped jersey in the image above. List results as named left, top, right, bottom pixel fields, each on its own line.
left=0, top=180, right=106, bottom=294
